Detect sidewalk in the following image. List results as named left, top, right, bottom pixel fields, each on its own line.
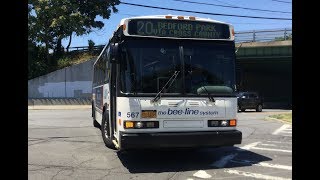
left=28, top=105, right=91, bottom=110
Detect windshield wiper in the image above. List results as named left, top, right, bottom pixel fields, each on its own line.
left=152, top=71, right=180, bottom=102
left=201, top=86, right=215, bottom=102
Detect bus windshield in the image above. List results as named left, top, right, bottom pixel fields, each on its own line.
left=120, top=39, right=235, bottom=95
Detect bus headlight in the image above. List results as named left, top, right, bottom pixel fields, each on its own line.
left=135, top=122, right=143, bottom=128
left=209, top=120, right=219, bottom=127
left=208, top=120, right=236, bottom=127
left=221, top=120, right=228, bottom=126
left=124, top=121, right=159, bottom=129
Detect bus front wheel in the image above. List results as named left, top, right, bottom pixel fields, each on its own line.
left=101, top=111, right=116, bottom=149
left=92, top=103, right=100, bottom=128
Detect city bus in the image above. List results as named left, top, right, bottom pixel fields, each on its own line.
left=92, top=15, right=242, bottom=150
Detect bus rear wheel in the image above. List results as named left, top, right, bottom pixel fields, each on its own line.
left=101, top=111, right=116, bottom=150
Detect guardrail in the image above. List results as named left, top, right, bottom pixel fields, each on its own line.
left=68, top=45, right=104, bottom=52
left=235, top=28, right=292, bottom=43
left=68, top=28, right=292, bottom=52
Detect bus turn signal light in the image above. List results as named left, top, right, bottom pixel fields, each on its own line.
left=229, top=119, right=236, bottom=126
left=124, top=121, right=134, bottom=128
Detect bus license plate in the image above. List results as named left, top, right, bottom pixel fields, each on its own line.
left=141, top=110, right=157, bottom=118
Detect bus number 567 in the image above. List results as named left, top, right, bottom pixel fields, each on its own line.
left=127, top=112, right=139, bottom=118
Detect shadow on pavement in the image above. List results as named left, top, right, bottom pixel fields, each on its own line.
left=117, top=146, right=272, bottom=173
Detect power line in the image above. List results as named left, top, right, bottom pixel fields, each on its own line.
left=120, top=2, right=292, bottom=20
left=118, top=11, right=291, bottom=26
left=212, top=0, right=235, bottom=6
left=174, top=0, right=291, bottom=14
left=271, top=0, right=291, bottom=4
left=120, top=13, right=291, bottom=25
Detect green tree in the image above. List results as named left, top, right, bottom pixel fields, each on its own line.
left=88, top=39, right=95, bottom=53
left=28, top=0, right=120, bottom=66
left=28, top=40, right=49, bottom=79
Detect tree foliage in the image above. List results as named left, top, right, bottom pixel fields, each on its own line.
left=88, top=39, right=95, bottom=53
left=28, top=0, right=120, bottom=79
left=274, top=33, right=292, bottom=41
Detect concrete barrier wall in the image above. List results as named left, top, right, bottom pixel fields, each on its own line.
left=28, top=58, right=96, bottom=98
left=28, top=98, right=91, bottom=106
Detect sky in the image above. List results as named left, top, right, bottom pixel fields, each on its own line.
left=61, top=0, right=292, bottom=48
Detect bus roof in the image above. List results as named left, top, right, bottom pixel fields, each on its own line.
left=118, top=14, right=231, bottom=28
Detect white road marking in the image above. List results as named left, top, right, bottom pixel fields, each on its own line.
left=239, top=142, right=261, bottom=151
left=239, top=141, right=291, bottom=152
left=260, top=143, right=291, bottom=149
left=224, top=169, right=291, bottom=180
left=260, top=143, right=277, bottom=147
left=281, top=131, right=292, bottom=134
left=272, top=124, right=291, bottom=135
left=230, top=159, right=292, bottom=170
left=257, top=162, right=292, bottom=170
left=266, top=140, right=291, bottom=144
left=193, top=170, right=212, bottom=179
left=251, top=146, right=292, bottom=153
left=211, top=153, right=238, bottom=168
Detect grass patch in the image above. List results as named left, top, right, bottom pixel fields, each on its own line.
left=57, top=52, right=97, bottom=69
left=268, top=112, right=292, bottom=123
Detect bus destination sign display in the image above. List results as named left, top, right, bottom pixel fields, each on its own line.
left=127, top=19, right=230, bottom=39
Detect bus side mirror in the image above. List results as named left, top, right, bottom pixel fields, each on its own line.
left=110, top=43, right=119, bottom=63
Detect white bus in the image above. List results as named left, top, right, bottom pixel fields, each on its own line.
left=92, top=15, right=242, bottom=150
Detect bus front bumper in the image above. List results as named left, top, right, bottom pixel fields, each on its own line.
left=120, top=130, right=242, bottom=149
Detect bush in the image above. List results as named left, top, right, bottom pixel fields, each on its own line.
left=57, top=57, right=72, bottom=69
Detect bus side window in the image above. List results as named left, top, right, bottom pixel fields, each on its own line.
left=93, top=66, right=96, bottom=87
left=103, top=48, right=109, bottom=84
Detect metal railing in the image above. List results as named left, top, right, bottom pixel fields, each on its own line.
left=235, top=28, right=292, bottom=43
left=68, top=28, right=292, bottom=52
left=67, top=45, right=104, bottom=52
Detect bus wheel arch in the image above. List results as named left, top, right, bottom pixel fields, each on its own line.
left=101, top=108, right=116, bottom=149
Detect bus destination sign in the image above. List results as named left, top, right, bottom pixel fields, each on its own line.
left=127, top=19, right=230, bottom=39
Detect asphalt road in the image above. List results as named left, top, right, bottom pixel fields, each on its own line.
left=28, top=109, right=292, bottom=180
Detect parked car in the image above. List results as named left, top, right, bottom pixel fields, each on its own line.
left=236, top=91, right=263, bottom=112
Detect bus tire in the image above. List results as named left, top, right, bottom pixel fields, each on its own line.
left=92, top=103, right=100, bottom=128
left=92, top=101, right=95, bottom=118
left=256, top=104, right=263, bottom=112
left=101, top=111, right=116, bottom=150
left=93, top=119, right=100, bottom=128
